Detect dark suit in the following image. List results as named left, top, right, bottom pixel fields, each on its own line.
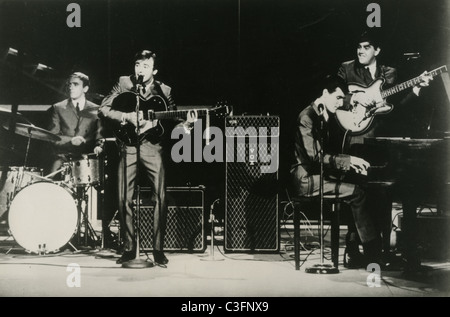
left=336, top=59, right=417, bottom=261
left=99, top=76, right=175, bottom=253
left=290, top=103, right=377, bottom=244
left=337, top=59, right=416, bottom=144
left=48, top=98, right=103, bottom=174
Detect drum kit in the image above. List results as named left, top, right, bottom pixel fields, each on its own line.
left=1, top=109, right=105, bottom=255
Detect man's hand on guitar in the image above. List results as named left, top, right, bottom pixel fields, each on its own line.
left=349, top=156, right=370, bottom=176
left=418, top=71, right=433, bottom=87
left=182, top=109, right=198, bottom=134
left=413, top=71, right=433, bottom=96
left=122, top=111, right=147, bottom=128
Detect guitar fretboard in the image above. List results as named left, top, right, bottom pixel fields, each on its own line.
left=381, top=65, right=447, bottom=98
left=151, top=109, right=212, bottom=120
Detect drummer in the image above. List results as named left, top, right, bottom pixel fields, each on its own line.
left=47, top=72, right=104, bottom=179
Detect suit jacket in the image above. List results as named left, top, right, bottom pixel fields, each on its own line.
left=291, top=103, right=351, bottom=181
left=100, top=75, right=175, bottom=122
left=99, top=75, right=177, bottom=147
left=336, top=59, right=417, bottom=144
left=338, top=59, right=397, bottom=87
left=48, top=98, right=103, bottom=156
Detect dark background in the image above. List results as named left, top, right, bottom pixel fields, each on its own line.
left=0, top=0, right=449, bottom=214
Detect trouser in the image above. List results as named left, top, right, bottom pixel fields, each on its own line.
left=291, top=167, right=377, bottom=244
left=118, top=141, right=167, bottom=252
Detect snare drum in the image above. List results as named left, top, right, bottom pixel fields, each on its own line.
left=0, top=166, right=43, bottom=218
left=64, top=154, right=103, bottom=187
left=8, top=182, right=78, bottom=254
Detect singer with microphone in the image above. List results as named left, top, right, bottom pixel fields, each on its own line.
left=290, top=75, right=383, bottom=269
left=99, top=50, right=194, bottom=266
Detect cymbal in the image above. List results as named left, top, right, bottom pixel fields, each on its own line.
left=2, top=122, right=61, bottom=142
left=0, top=108, right=32, bottom=124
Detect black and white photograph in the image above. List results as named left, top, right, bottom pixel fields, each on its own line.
left=0, top=0, right=449, bottom=300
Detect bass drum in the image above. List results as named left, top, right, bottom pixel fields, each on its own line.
left=0, top=166, right=43, bottom=219
left=8, top=182, right=78, bottom=254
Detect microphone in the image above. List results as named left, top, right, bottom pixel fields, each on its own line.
left=403, top=52, right=421, bottom=60
left=136, top=75, right=145, bottom=94
left=318, top=104, right=325, bottom=116
left=317, top=104, right=325, bottom=133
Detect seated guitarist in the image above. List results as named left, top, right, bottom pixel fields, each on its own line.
left=99, top=49, right=194, bottom=266
left=334, top=29, right=433, bottom=270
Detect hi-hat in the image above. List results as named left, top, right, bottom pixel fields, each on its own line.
left=2, top=122, right=61, bottom=142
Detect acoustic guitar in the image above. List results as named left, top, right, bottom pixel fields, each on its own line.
left=110, top=91, right=230, bottom=145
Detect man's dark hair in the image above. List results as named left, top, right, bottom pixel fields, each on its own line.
left=358, top=29, right=382, bottom=49
left=311, top=74, right=347, bottom=99
left=68, top=72, right=90, bottom=87
left=134, top=49, right=157, bottom=68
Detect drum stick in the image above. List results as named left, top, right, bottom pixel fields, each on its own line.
left=44, top=167, right=66, bottom=179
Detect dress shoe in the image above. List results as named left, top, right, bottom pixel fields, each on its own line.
left=116, top=250, right=136, bottom=264
left=344, top=232, right=365, bottom=269
left=343, top=248, right=366, bottom=269
left=153, top=251, right=169, bottom=265
left=363, top=237, right=387, bottom=269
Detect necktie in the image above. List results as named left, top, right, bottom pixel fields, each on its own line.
left=76, top=102, right=81, bottom=116
left=365, top=67, right=375, bottom=80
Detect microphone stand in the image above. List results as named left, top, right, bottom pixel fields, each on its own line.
left=200, top=199, right=224, bottom=261
left=306, top=106, right=339, bottom=274
left=122, top=83, right=154, bottom=269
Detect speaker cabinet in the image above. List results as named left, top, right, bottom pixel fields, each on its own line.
left=224, top=116, right=280, bottom=252
left=133, top=186, right=206, bottom=252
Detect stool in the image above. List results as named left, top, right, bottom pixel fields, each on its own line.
left=292, top=196, right=345, bottom=270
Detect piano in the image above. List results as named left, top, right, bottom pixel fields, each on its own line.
left=363, top=136, right=449, bottom=270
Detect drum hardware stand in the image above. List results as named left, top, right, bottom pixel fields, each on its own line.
left=11, top=167, right=25, bottom=199
left=23, top=127, right=33, bottom=168
left=75, top=185, right=101, bottom=249
left=200, top=198, right=224, bottom=261
left=122, top=82, right=154, bottom=269
left=100, top=209, right=120, bottom=250
left=305, top=105, right=339, bottom=274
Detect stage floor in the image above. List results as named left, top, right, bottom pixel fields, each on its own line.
left=0, top=220, right=449, bottom=298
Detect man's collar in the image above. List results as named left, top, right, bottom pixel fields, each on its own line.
left=366, top=61, right=377, bottom=71
left=71, top=96, right=86, bottom=110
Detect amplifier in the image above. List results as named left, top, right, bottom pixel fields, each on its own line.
left=224, top=115, right=280, bottom=252
left=133, top=186, right=206, bottom=253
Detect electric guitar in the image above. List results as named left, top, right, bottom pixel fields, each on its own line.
left=110, top=91, right=230, bottom=145
left=335, top=65, right=447, bottom=135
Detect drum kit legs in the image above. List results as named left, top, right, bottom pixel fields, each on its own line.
left=73, top=185, right=101, bottom=251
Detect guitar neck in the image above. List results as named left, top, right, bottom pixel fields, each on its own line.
left=151, top=108, right=211, bottom=120
left=381, top=65, right=447, bottom=98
